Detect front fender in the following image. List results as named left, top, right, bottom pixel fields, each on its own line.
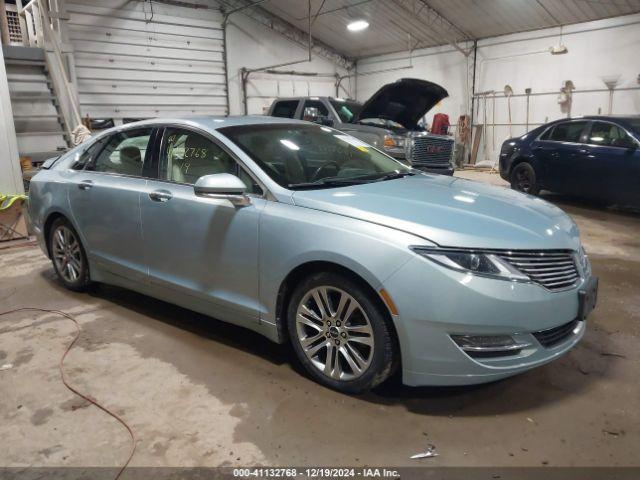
left=258, top=201, right=426, bottom=326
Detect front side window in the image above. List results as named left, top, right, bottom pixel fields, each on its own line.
left=272, top=100, right=299, bottom=119
left=73, top=136, right=108, bottom=170
left=158, top=128, right=263, bottom=195
left=549, top=121, right=588, bottom=143
left=539, top=126, right=553, bottom=141
left=219, top=124, right=411, bottom=189
left=302, top=100, right=329, bottom=122
left=588, top=122, right=637, bottom=148
left=160, top=128, right=236, bottom=184
left=87, top=128, right=152, bottom=176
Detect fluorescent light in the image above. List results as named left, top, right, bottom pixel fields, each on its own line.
left=347, top=19, right=369, bottom=32
left=280, top=139, right=300, bottom=151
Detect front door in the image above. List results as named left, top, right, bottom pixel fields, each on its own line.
left=140, top=127, right=266, bottom=325
left=542, top=120, right=589, bottom=195
left=67, top=127, right=153, bottom=281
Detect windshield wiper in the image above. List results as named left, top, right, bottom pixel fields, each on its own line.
left=287, top=176, right=370, bottom=189
left=370, top=171, right=416, bottom=182
left=287, top=170, right=415, bottom=190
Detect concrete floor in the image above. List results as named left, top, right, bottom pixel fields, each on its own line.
left=1, top=171, right=639, bottom=468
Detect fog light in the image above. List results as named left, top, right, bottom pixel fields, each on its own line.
left=451, top=335, right=515, bottom=350
left=451, top=334, right=529, bottom=359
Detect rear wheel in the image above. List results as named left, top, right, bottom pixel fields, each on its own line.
left=510, top=162, right=539, bottom=195
left=287, top=272, right=396, bottom=393
left=49, top=217, right=91, bottom=291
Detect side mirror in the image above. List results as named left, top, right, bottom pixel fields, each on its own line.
left=303, top=106, right=320, bottom=122
left=194, top=173, right=250, bottom=207
left=319, top=116, right=334, bottom=127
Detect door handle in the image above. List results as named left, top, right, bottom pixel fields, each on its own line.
left=149, top=190, right=172, bottom=202
left=78, top=180, right=93, bottom=190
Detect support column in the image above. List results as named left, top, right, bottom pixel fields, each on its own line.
left=0, top=45, right=24, bottom=194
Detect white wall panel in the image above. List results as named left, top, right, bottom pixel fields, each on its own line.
left=356, top=13, right=640, bottom=166
left=67, top=0, right=227, bottom=121
left=473, top=14, right=640, bottom=164
left=226, top=13, right=352, bottom=115
left=357, top=43, right=473, bottom=135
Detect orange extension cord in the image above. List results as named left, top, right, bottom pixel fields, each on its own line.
left=0, top=307, right=136, bottom=480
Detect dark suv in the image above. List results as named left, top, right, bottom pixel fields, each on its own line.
left=499, top=116, right=640, bottom=207
left=267, top=79, right=455, bottom=175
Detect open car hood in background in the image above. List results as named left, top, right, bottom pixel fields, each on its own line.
left=354, top=78, right=448, bottom=130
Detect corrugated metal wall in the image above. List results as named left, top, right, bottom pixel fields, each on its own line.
left=66, top=0, right=227, bottom=122
left=245, top=73, right=344, bottom=115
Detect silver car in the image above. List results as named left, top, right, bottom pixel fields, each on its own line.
left=28, top=116, right=598, bottom=393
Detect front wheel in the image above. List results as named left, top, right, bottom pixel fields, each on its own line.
left=49, top=217, right=91, bottom=291
left=510, top=162, right=540, bottom=195
left=287, top=272, right=397, bottom=393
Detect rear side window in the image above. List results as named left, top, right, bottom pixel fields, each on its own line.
left=588, top=122, right=637, bottom=148
left=86, top=128, right=152, bottom=176
left=549, top=121, right=588, bottom=143
left=271, top=100, right=299, bottom=118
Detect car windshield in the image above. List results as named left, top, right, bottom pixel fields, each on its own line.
left=219, top=124, right=412, bottom=190
left=329, top=99, right=363, bottom=123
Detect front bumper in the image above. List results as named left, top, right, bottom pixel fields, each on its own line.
left=383, top=255, right=593, bottom=386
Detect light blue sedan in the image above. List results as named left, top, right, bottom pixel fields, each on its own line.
left=28, top=116, right=598, bottom=393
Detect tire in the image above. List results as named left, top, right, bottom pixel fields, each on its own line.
left=48, top=217, right=91, bottom=291
left=287, top=272, right=396, bottom=393
left=510, top=162, right=540, bottom=195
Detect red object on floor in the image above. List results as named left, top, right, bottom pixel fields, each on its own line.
left=431, top=113, right=450, bottom=135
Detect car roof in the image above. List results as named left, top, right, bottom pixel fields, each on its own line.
left=117, top=115, right=310, bottom=131
left=549, top=115, right=640, bottom=122
left=582, top=115, right=640, bottom=121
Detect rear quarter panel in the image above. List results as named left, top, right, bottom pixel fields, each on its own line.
left=28, top=168, right=74, bottom=256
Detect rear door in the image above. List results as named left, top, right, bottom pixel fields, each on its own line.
left=67, top=127, right=154, bottom=281
left=583, top=121, right=640, bottom=204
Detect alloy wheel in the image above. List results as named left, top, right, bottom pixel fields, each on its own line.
left=52, top=225, right=83, bottom=283
left=295, top=286, right=375, bottom=381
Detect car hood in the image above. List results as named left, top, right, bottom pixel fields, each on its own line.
left=291, top=175, right=580, bottom=250
left=354, top=78, right=448, bottom=131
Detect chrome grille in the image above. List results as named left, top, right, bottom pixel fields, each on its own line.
left=410, top=136, right=454, bottom=167
left=497, top=250, right=579, bottom=291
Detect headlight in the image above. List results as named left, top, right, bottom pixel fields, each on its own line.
left=383, top=134, right=405, bottom=150
left=577, top=245, right=591, bottom=277
left=411, top=247, right=529, bottom=281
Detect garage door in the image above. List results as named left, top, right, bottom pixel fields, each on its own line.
left=67, top=0, right=227, bottom=121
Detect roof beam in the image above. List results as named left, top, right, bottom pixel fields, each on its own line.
left=218, top=0, right=354, bottom=69
left=394, top=0, right=474, bottom=56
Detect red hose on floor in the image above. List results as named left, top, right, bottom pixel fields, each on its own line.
left=0, top=307, right=136, bottom=480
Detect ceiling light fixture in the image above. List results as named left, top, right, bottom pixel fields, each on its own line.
left=347, top=19, right=369, bottom=32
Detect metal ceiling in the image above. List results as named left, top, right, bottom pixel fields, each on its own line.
left=259, top=0, right=640, bottom=58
